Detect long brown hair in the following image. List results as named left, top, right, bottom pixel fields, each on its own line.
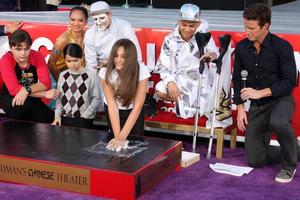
left=105, top=39, right=139, bottom=107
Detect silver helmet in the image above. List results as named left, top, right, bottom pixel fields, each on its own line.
left=179, top=4, right=200, bottom=22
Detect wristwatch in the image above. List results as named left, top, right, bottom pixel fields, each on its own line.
left=25, top=86, right=32, bottom=95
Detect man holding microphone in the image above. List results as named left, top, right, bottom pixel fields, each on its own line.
left=233, top=3, right=299, bottom=183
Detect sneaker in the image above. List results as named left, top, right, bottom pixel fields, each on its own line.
left=275, top=169, right=296, bottom=183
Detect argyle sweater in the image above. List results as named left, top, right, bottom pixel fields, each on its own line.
left=54, top=68, right=100, bottom=119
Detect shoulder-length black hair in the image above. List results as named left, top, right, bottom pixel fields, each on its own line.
left=63, top=43, right=83, bottom=58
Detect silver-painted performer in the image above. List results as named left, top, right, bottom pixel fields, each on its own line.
left=155, top=4, right=219, bottom=119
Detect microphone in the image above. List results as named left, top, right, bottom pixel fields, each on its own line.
left=241, top=70, right=248, bottom=89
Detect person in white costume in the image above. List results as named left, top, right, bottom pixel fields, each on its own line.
left=155, top=3, right=219, bottom=119
left=84, top=1, right=142, bottom=73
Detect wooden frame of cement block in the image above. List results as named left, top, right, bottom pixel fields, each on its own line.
left=144, top=121, right=237, bottom=159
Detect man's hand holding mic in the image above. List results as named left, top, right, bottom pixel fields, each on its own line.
left=237, top=70, right=272, bottom=131
left=240, top=70, right=272, bottom=101
left=241, top=88, right=265, bottom=101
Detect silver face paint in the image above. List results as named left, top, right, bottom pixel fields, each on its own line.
left=92, top=13, right=110, bottom=31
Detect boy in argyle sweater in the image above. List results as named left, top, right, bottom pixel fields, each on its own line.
left=52, top=43, right=101, bottom=129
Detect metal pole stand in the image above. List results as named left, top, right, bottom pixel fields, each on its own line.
left=192, top=32, right=212, bottom=153
left=206, top=73, right=220, bottom=159
left=192, top=72, right=203, bottom=152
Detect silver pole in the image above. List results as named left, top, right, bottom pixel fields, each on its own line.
left=192, top=74, right=203, bottom=152
left=207, top=73, right=220, bottom=159
left=123, top=0, right=129, bottom=8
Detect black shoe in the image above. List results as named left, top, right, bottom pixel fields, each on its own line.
left=275, top=169, right=296, bottom=183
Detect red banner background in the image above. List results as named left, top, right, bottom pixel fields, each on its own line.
left=0, top=21, right=299, bottom=137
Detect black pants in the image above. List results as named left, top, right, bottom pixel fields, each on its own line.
left=245, top=95, right=297, bottom=170
left=61, top=116, right=93, bottom=129
left=104, top=104, right=144, bottom=139
left=0, top=95, right=54, bottom=123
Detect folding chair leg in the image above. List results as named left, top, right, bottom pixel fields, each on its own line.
left=216, top=131, right=224, bottom=159
left=230, top=127, right=237, bottom=149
